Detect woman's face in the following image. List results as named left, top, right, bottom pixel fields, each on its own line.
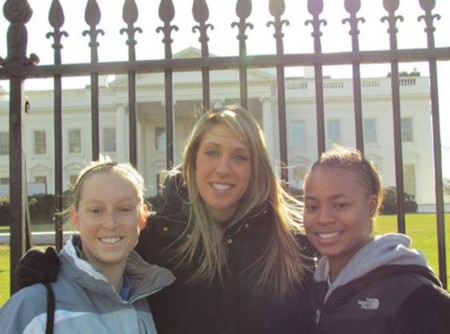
left=303, top=167, right=377, bottom=277
left=72, top=172, right=147, bottom=273
left=195, top=124, right=251, bottom=222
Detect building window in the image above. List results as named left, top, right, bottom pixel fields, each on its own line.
left=326, top=119, right=341, bottom=147
left=34, top=176, right=47, bottom=184
left=364, top=118, right=377, bottom=144
left=290, top=121, right=305, bottom=147
left=103, top=127, right=116, bottom=152
left=0, top=177, right=8, bottom=184
left=34, top=130, right=47, bottom=155
left=68, top=129, right=82, bottom=154
left=401, top=118, right=413, bottom=142
left=156, top=127, right=166, bottom=151
left=403, top=164, right=416, bottom=197
left=0, top=132, right=8, bottom=156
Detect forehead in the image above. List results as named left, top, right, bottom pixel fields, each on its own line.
left=79, top=171, right=139, bottom=197
left=201, top=124, right=247, bottom=147
left=305, top=167, right=365, bottom=195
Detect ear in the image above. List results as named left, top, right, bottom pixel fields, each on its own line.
left=71, top=207, right=80, bottom=230
left=139, top=204, right=149, bottom=230
left=368, top=195, right=378, bottom=217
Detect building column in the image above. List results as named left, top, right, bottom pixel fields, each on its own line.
left=116, top=104, right=127, bottom=162
left=261, top=98, right=278, bottom=164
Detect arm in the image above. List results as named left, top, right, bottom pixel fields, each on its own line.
left=14, top=246, right=61, bottom=288
left=393, top=284, right=450, bottom=334
left=0, top=285, right=47, bottom=333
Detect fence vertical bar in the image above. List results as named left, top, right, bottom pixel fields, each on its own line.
left=343, top=0, right=365, bottom=153
left=306, top=0, right=327, bottom=155
left=47, top=0, right=68, bottom=251
left=83, top=0, right=104, bottom=161
left=268, top=0, right=289, bottom=183
left=121, top=0, right=142, bottom=167
left=418, top=0, right=447, bottom=289
left=193, top=0, right=212, bottom=110
left=382, top=1, right=406, bottom=233
left=2, top=0, right=38, bottom=293
left=157, top=0, right=178, bottom=169
left=233, top=0, right=253, bottom=110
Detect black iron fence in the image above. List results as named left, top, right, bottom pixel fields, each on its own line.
left=1, top=0, right=449, bottom=293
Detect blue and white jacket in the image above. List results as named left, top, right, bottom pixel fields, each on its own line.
left=0, top=237, right=176, bottom=333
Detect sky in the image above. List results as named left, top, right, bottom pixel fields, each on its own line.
left=0, top=0, right=449, bottom=173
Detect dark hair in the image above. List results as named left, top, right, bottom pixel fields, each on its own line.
left=305, top=145, right=384, bottom=217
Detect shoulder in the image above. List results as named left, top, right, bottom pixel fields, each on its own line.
left=394, top=284, right=450, bottom=333
left=0, top=284, right=48, bottom=332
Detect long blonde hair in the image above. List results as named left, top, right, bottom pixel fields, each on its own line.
left=174, top=104, right=310, bottom=300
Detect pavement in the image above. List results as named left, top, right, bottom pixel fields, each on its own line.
left=0, top=231, right=76, bottom=245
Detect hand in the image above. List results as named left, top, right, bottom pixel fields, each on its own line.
left=14, top=247, right=60, bottom=288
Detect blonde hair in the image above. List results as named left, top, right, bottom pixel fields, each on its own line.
left=304, top=145, right=384, bottom=218
left=174, top=104, right=310, bottom=300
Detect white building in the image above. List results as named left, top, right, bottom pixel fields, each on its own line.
left=0, top=48, right=442, bottom=212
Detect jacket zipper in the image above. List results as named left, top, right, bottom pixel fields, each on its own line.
left=315, top=309, right=322, bottom=324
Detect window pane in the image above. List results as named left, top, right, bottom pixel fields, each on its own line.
left=364, top=118, right=377, bottom=144
left=34, top=176, right=47, bottom=184
left=403, top=164, right=416, bottom=196
left=103, top=127, right=116, bottom=152
left=34, top=130, right=47, bottom=155
left=327, top=119, right=341, bottom=147
left=0, top=132, right=8, bottom=156
left=68, top=129, right=82, bottom=154
left=290, top=121, right=305, bottom=147
left=401, top=118, right=413, bottom=142
left=156, top=127, right=166, bottom=151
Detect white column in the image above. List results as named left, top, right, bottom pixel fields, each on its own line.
left=261, top=98, right=279, bottom=164
left=116, top=104, right=127, bottom=162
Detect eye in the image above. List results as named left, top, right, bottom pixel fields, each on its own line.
left=233, top=153, right=248, bottom=161
left=334, top=202, right=350, bottom=209
left=304, top=204, right=317, bottom=213
left=206, top=149, right=219, bottom=157
left=88, top=207, right=102, bottom=216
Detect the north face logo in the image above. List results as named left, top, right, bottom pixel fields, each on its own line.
left=358, top=298, right=380, bottom=310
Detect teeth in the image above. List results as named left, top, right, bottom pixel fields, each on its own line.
left=100, top=237, right=121, bottom=244
left=212, top=183, right=231, bottom=190
left=318, top=232, right=340, bottom=239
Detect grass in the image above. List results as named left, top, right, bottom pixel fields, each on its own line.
left=0, top=214, right=449, bottom=307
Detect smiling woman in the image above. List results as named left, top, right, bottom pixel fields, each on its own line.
left=303, top=145, right=450, bottom=334
left=0, top=159, right=175, bottom=333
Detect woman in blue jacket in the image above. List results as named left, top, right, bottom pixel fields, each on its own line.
left=0, top=160, right=175, bottom=333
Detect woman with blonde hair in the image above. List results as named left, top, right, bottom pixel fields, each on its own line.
left=15, top=105, right=316, bottom=333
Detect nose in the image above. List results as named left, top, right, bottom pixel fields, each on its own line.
left=317, top=207, right=334, bottom=225
left=216, top=156, right=232, bottom=174
left=102, top=210, right=119, bottom=229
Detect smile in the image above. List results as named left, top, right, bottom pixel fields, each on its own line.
left=99, top=237, right=123, bottom=244
left=212, top=183, right=232, bottom=190
left=317, top=232, right=341, bottom=239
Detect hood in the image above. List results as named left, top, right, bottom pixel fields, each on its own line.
left=315, top=233, right=432, bottom=298
left=60, top=236, right=175, bottom=302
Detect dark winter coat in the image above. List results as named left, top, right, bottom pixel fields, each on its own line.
left=308, top=234, right=450, bottom=334
left=135, top=171, right=316, bottom=334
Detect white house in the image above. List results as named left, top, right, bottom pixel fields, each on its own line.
left=0, top=48, right=443, bottom=212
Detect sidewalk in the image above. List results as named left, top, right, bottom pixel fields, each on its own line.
left=0, top=231, right=76, bottom=245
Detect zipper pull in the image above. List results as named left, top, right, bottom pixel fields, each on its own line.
left=315, top=309, right=322, bottom=324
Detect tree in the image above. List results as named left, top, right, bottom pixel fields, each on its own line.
left=381, top=186, right=418, bottom=214
left=444, top=178, right=450, bottom=196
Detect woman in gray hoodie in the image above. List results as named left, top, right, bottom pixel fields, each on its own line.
left=303, top=145, right=450, bottom=334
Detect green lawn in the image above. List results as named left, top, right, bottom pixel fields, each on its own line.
left=0, top=214, right=449, bottom=307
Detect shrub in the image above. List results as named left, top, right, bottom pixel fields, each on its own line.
left=381, top=186, right=418, bottom=214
